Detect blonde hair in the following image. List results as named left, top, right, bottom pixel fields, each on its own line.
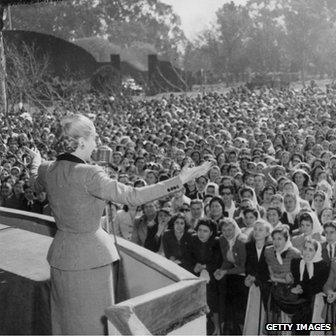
left=60, top=114, right=95, bottom=151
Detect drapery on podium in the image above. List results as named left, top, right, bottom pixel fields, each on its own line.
left=0, top=224, right=52, bottom=335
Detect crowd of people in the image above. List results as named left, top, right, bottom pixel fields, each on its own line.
left=1, top=80, right=336, bottom=335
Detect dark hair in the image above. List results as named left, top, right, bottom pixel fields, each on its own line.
left=195, top=218, right=217, bottom=237
left=260, top=185, right=276, bottom=199
left=23, top=183, right=32, bottom=191
left=243, top=208, right=259, bottom=218
left=313, top=190, right=326, bottom=201
left=209, top=196, right=225, bottom=213
left=242, top=172, right=254, bottom=183
left=266, top=206, right=282, bottom=218
left=323, top=221, right=336, bottom=231
left=190, top=199, right=203, bottom=207
left=239, top=186, right=254, bottom=199
left=167, top=213, right=189, bottom=232
left=298, top=212, right=313, bottom=226
left=219, top=184, right=234, bottom=196
left=303, top=238, right=319, bottom=252
left=271, top=225, right=290, bottom=241
left=133, top=179, right=146, bottom=187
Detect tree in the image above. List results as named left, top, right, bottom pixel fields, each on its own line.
left=281, top=0, right=336, bottom=82
left=6, top=0, right=186, bottom=63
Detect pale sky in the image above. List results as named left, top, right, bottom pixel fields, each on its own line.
left=161, top=0, right=246, bottom=40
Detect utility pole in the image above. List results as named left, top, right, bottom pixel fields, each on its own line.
left=0, top=5, right=8, bottom=115
left=8, top=5, right=12, bottom=30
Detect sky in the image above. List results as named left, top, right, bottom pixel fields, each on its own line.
left=161, top=0, right=246, bottom=40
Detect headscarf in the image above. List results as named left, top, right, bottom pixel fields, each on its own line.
left=316, top=180, right=333, bottom=202
left=311, top=190, right=331, bottom=212
left=292, top=169, right=310, bottom=187
left=275, top=234, right=293, bottom=265
left=239, top=186, right=259, bottom=208
left=205, top=182, right=219, bottom=196
left=221, top=218, right=242, bottom=251
left=299, top=240, right=323, bottom=281
left=283, top=192, right=301, bottom=224
left=299, top=211, right=323, bottom=235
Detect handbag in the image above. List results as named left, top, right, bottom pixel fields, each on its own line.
left=271, top=283, right=307, bottom=315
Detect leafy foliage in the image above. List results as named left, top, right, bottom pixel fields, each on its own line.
left=6, top=0, right=186, bottom=62
left=183, top=0, right=336, bottom=83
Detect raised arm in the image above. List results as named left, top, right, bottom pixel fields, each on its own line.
left=26, top=147, right=46, bottom=193
left=85, top=162, right=212, bottom=207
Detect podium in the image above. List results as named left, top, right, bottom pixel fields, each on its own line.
left=0, top=209, right=207, bottom=335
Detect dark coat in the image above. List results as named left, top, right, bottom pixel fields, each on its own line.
left=245, top=240, right=270, bottom=284
left=324, top=261, right=336, bottom=292
left=291, top=258, right=329, bottom=300
left=182, top=234, right=222, bottom=275
left=161, top=229, right=193, bottom=261
left=219, top=234, right=247, bottom=275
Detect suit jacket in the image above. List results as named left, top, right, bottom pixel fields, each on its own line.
left=321, top=241, right=336, bottom=265
left=245, top=241, right=270, bottom=283
left=31, top=153, right=182, bottom=270
left=291, top=258, right=329, bottom=299
left=161, top=229, right=193, bottom=261
left=182, top=234, right=222, bottom=275
left=219, top=234, right=247, bottom=275
left=265, top=245, right=301, bottom=281
left=281, top=212, right=299, bottom=234
left=324, top=261, right=336, bottom=292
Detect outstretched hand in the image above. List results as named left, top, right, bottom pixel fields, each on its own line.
left=23, top=146, right=42, bottom=164
left=179, top=161, right=212, bottom=185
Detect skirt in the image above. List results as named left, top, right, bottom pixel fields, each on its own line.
left=51, top=264, right=114, bottom=335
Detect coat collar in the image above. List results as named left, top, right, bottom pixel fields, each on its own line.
left=56, top=153, right=86, bottom=164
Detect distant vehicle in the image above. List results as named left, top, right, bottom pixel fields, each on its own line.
left=122, top=77, right=144, bottom=95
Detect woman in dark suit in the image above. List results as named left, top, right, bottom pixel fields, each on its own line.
left=26, top=114, right=211, bottom=335
left=161, top=213, right=192, bottom=265
left=214, top=218, right=248, bottom=335
left=182, top=218, right=222, bottom=335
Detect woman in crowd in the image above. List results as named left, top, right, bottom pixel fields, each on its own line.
left=208, top=196, right=228, bottom=232
left=320, top=207, right=334, bottom=225
left=281, top=193, right=302, bottom=234
left=214, top=218, right=248, bottom=335
left=161, top=213, right=192, bottom=265
left=266, top=206, right=283, bottom=230
left=292, top=169, right=310, bottom=198
left=114, top=203, right=139, bottom=241
left=182, top=219, right=222, bottom=335
left=244, top=220, right=272, bottom=335
left=26, top=114, right=211, bottom=335
left=281, top=239, right=329, bottom=334
left=241, top=208, right=259, bottom=237
left=292, top=211, right=324, bottom=251
left=259, top=185, right=276, bottom=213
left=265, top=225, right=301, bottom=323
left=312, top=190, right=330, bottom=219
left=270, top=193, right=285, bottom=212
